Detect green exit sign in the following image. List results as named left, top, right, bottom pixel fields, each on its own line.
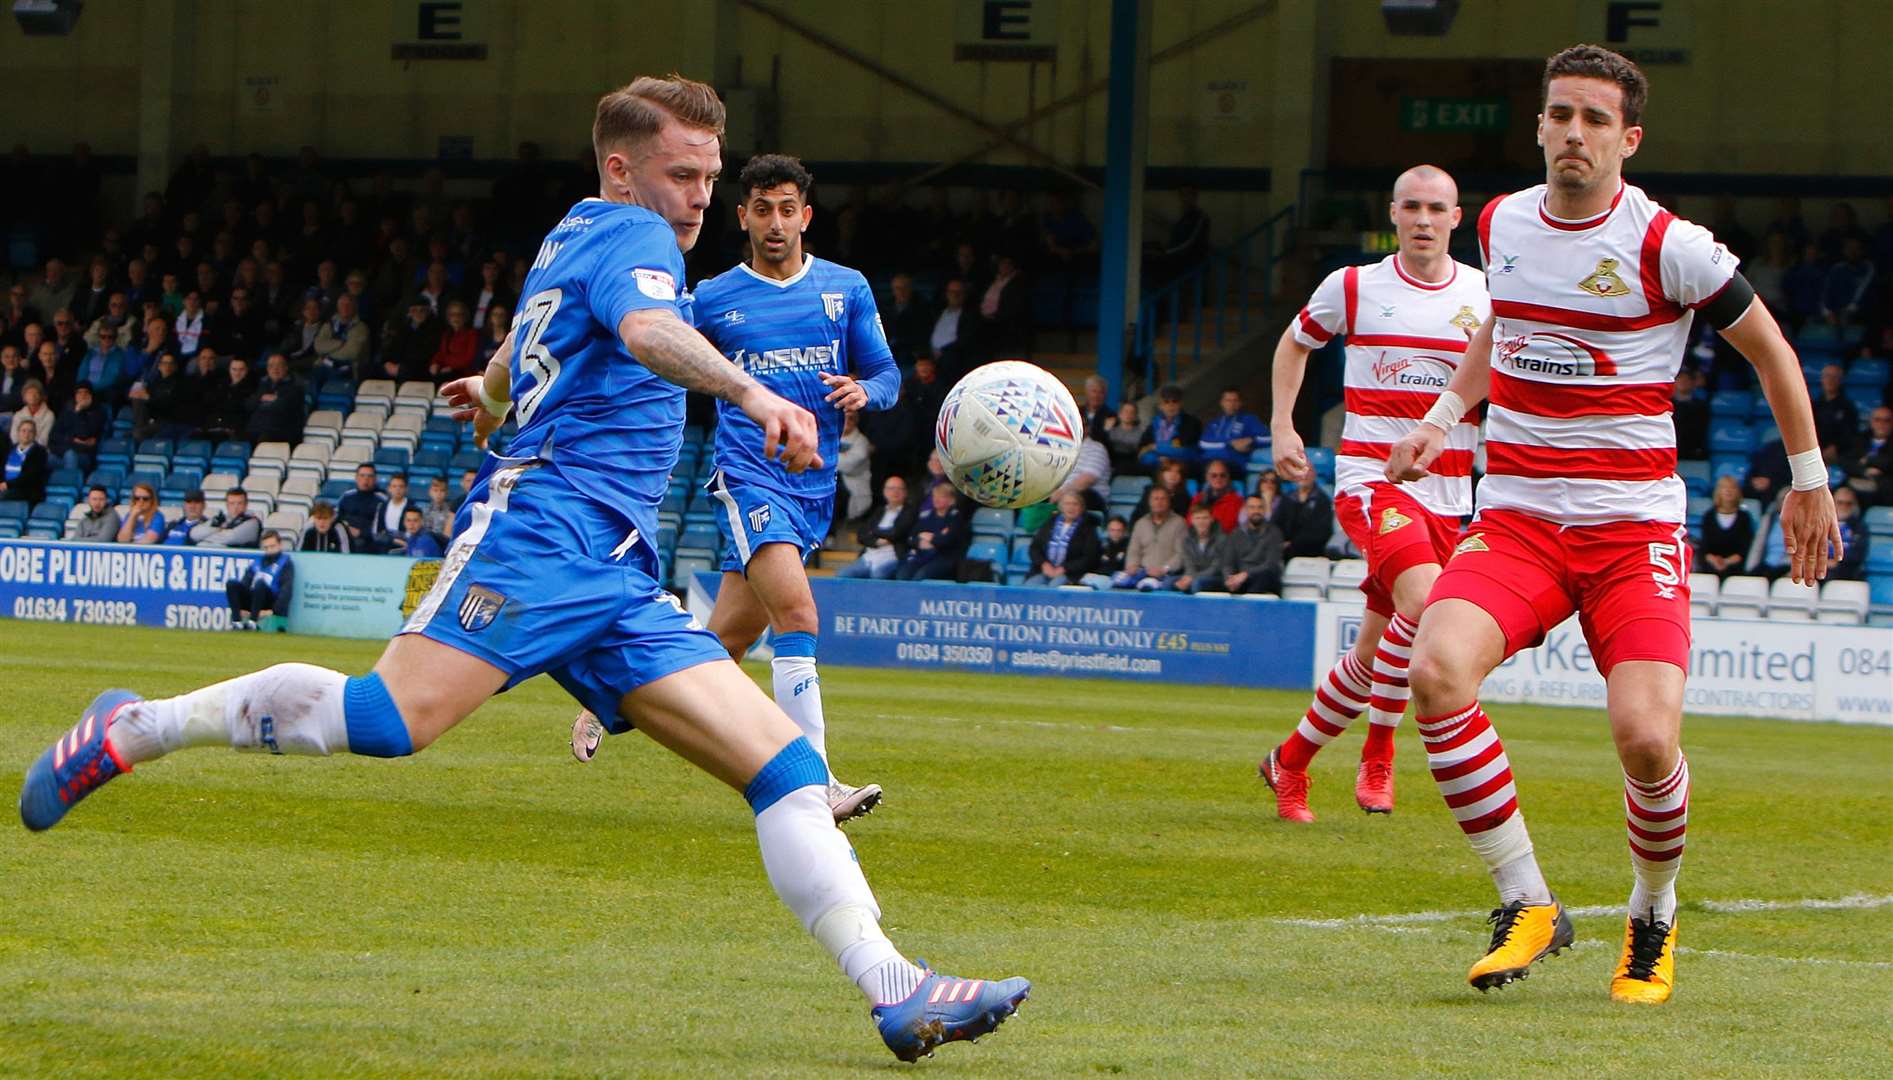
left=1400, top=96, right=1510, bottom=133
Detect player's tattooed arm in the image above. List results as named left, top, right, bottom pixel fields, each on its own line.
left=619, top=308, right=759, bottom=403
left=619, top=309, right=823, bottom=471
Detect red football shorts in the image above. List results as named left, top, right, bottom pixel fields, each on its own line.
left=1427, top=509, right=1693, bottom=675
left=1336, top=482, right=1464, bottom=618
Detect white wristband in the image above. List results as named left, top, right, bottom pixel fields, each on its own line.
left=1420, top=390, right=1466, bottom=433
left=1787, top=447, right=1826, bottom=491
left=477, top=382, right=511, bottom=420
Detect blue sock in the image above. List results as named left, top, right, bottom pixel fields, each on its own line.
left=343, top=673, right=414, bottom=758
left=772, top=631, right=817, bottom=659
left=743, top=736, right=828, bottom=815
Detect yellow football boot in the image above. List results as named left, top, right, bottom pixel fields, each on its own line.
left=1610, top=915, right=1677, bottom=1004
left=1467, top=896, right=1575, bottom=991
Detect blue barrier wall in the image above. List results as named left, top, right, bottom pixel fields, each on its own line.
left=0, top=539, right=259, bottom=631
left=697, top=573, right=1318, bottom=689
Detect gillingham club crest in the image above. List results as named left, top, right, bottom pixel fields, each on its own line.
left=822, top=292, right=845, bottom=320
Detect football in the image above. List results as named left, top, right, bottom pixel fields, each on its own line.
left=933, top=360, right=1084, bottom=509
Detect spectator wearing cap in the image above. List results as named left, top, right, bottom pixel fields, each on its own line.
left=115, top=481, right=167, bottom=544
left=1138, top=385, right=1202, bottom=473
left=300, top=500, right=353, bottom=553
left=1, top=419, right=49, bottom=503
left=226, top=530, right=295, bottom=631
left=1197, top=387, right=1266, bottom=478
left=50, top=381, right=106, bottom=473
left=190, top=487, right=262, bottom=548
left=165, top=489, right=210, bottom=544
left=75, top=485, right=121, bottom=543
left=388, top=505, right=446, bottom=558
left=338, top=463, right=387, bottom=553
left=896, top=480, right=970, bottom=581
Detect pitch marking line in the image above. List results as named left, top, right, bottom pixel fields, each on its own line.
left=1273, top=893, right=1892, bottom=930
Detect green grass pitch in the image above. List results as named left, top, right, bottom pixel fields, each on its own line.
left=1, top=621, right=1888, bottom=1078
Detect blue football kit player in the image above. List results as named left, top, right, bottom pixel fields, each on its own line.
left=19, top=75, right=1026, bottom=1062
left=572, top=155, right=898, bottom=824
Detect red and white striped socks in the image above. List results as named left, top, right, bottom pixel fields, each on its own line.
left=1625, top=755, right=1689, bottom=924
left=1362, top=613, right=1417, bottom=762
left=1277, top=651, right=1373, bottom=770
left=1417, top=701, right=1549, bottom=904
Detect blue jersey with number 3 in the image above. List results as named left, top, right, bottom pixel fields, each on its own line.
left=505, top=199, right=690, bottom=522
left=692, top=257, right=899, bottom=499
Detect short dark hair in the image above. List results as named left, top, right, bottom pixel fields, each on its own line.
left=738, top=153, right=814, bottom=200
left=1542, top=44, right=1648, bottom=127
left=261, top=529, right=280, bottom=542
left=88, top=485, right=108, bottom=497
left=184, top=488, right=205, bottom=502
left=1106, top=514, right=1128, bottom=528
left=227, top=486, right=247, bottom=498
left=1158, top=384, right=1183, bottom=402
left=592, top=74, right=725, bottom=171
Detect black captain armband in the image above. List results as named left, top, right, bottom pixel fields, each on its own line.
left=1700, top=272, right=1757, bottom=330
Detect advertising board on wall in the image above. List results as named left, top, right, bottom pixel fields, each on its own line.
left=0, top=539, right=258, bottom=632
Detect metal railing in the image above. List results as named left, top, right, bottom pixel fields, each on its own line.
left=1134, top=204, right=1296, bottom=389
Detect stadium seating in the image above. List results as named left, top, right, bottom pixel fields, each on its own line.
left=1281, top=557, right=1329, bottom=600
left=971, top=507, right=1014, bottom=537
left=1767, top=577, right=1817, bottom=620
left=1716, top=576, right=1767, bottom=620
left=1689, top=573, right=1719, bottom=618
left=1866, top=506, right=1893, bottom=539
left=1816, top=580, right=1870, bottom=624
left=1708, top=421, right=1754, bottom=456
left=1676, top=459, right=1711, bottom=497
left=1326, top=559, right=1367, bottom=598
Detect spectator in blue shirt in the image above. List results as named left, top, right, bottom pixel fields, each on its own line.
left=1023, top=491, right=1100, bottom=587
left=114, top=481, right=167, bottom=544
left=226, top=530, right=295, bottom=630
left=1138, top=384, right=1203, bottom=474
left=1197, top=387, right=1266, bottom=478
left=1781, top=242, right=1828, bottom=329
left=75, top=322, right=127, bottom=402
left=1, top=420, right=49, bottom=503
left=897, top=481, right=969, bottom=581
left=164, top=489, right=208, bottom=544
left=388, top=505, right=445, bottom=558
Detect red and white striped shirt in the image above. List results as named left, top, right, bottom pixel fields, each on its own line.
left=1478, top=183, right=1736, bottom=526
left=1291, top=253, right=1488, bottom=517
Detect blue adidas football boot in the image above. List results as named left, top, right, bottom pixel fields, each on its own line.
left=20, top=689, right=142, bottom=832
left=872, top=961, right=1030, bottom=1062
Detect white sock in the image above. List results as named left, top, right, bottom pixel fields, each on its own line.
left=771, top=654, right=828, bottom=766
left=106, top=663, right=350, bottom=765
left=755, top=783, right=923, bottom=1005
left=1490, top=848, right=1553, bottom=906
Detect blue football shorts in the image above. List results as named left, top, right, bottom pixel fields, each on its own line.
left=705, top=468, right=834, bottom=574
left=401, top=459, right=729, bottom=722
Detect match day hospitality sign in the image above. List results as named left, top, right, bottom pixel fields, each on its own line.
left=1315, top=601, right=1893, bottom=727
left=0, top=539, right=259, bottom=631
left=287, top=553, right=443, bottom=639
left=690, top=574, right=1316, bottom=689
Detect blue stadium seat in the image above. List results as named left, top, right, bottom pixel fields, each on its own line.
left=449, top=449, right=485, bottom=472
left=678, top=523, right=719, bottom=551
left=1869, top=574, right=1893, bottom=607
left=0, top=519, right=22, bottom=539
left=1304, top=446, right=1336, bottom=483
left=1748, top=396, right=1777, bottom=423
left=1108, top=476, right=1144, bottom=499
left=967, top=539, right=1007, bottom=565
left=1867, top=546, right=1893, bottom=577
left=972, top=507, right=1015, bottom=536
left=659, top=491, right=685, bottom=515
left=126, top=470, right=165, bottom=494
left=86, top=468, right=123, bottom=498
left=1865, top=506, right=1893, bottom=537
left=109, top=417, right=134, bottom=437
left=1009, top=535, right=1035, bottom=567
left=373, top=446, right=411, bottom=471
left=46, top=466, right=82, bottom=491
left=410, top=449, right=448, bottom=479
left=165, top=467, right=203, bottom=491
left=655, top=526, right=678, bottom=555
left=1710, top=457, right=1747, bottom=485
left=137, top=437, right=174, bottom=459
left=319, top=479, right=354, bottom=500
left=1247, top=447, right=1274, bottom=473
left=29, top=502, right=64, bottom=523
left=1676, top=459, right=1711, bottom=497
left=1847, top=388, right=1881, bottom=418
left=681, top=426, right=707, bottom=447
left=1845, top=356, right=1890, bottom=388
left=1707, top=421, right=1754, bottom=456
left=1754, top=422, right=1780, bottom=448
left=0, top=502, right=27, bottom=523
left=1708, top=391, right=1752, bottom=419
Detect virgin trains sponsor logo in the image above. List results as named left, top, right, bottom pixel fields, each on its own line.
left=1495, top=330, right=1618, bottom=376
left=1372, top=352, right=1455, bottom=388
